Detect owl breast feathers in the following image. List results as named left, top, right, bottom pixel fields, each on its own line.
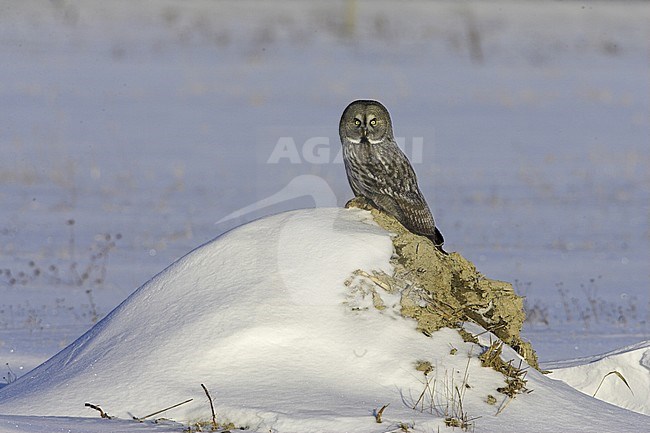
left=339, top=99, right=446, bottom=253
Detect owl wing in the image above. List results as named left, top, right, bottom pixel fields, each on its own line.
left=377, top=189, right=435, bottom=235
left=373, top=146, right=445, bottom=247
left=345, top=140, right=445, bottom=248
left=373, top=190, right=445, bottom=249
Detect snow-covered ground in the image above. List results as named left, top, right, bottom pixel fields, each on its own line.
left=547, top=340, right=650, bottom=416
left=0, top=0, right=648, bottom=431
left=1, top=208, right=648, bottom=432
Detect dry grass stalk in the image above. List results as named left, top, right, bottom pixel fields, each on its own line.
left=375, top=403, right=390, bottom=423
left=592, top=371, right=633, bottom=398
left=411, top=354, right=478, bottom=431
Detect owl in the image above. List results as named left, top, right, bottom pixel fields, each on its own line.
left=339, top=99, right=446, bottom=254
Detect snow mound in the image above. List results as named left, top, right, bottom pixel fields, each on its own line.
left=546, top=340, right=650, bottom=415
left=0, top=208, right=647, bottom=432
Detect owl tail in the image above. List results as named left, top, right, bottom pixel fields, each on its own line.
left=429, top=227, right=448, bottom=255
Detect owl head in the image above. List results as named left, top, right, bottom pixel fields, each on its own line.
left=339, top=99, right=394, bottom=145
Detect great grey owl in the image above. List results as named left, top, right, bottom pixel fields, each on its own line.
left=339, top=99, right=446, bottom=254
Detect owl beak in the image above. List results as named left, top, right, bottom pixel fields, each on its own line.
left=360, top=127, right=368, bottom=138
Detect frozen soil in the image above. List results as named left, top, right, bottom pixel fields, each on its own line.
left=347, top=197, right=538, bottom=368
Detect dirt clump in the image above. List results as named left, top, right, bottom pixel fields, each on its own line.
left=346, top=198, right=538, bottom=369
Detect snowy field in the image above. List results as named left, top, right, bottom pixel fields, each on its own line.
left=0, top=0, right=649, bottom=431
left=0, top=208, right=649, bottom=433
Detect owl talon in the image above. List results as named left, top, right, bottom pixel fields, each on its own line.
left=345, top=196, right=375, bottom=211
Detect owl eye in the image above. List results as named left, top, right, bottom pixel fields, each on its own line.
left=353, top=119, right=361, bottom=126
left=369, top=118, right=377, bottom=127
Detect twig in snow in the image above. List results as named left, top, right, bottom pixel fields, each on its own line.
left=201, top=383, right=217, bottom=429
left=85, top=402, right=112, bottom=419
left=133, top=398, right=193, bottom=421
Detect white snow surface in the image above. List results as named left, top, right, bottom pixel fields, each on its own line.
left=546, top=340, right=650, bottom=416
left=0, top=208, right=648, bottom=432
